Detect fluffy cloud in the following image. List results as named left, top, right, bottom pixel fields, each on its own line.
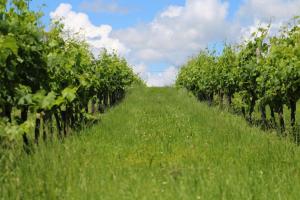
left=50, top=0, right=231, bottom=86
left=112, top=0, right=231, bottom=86
left=238, top=0, right=300, bottom=23
left=50, top=3, right=128, bottom=55
left=160, top=6, right=183, bottom=18
left=130, top=63, right=178, bottom=87
left=49, top=0, right=300, bottom=87
left=115, top=0, right=230, bottom=65
left=146, top=67, right=179, bottom=87
left=238, top=0, right=300, bottom=42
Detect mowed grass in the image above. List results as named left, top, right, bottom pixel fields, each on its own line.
left=2, top=87, right=300, bottom=199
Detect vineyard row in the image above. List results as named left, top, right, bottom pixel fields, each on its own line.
left=177, top=17, right=300, bottom=140
left=0, top=0, right=141, bottom=150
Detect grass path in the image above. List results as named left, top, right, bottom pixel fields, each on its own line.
left=2, top=87, right=300, bottom=199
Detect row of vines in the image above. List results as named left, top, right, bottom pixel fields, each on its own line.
left=177, top=17, right=300, bottom=140
left=0, top=0, right=141, bottom=150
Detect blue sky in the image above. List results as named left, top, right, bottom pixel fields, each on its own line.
left=32, top=0, right=244, bottom=24
left=31, top=0, right=187, bottom=28
left=30, top=0, right=300, bottom=86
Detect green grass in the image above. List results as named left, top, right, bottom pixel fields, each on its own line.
left=2, top=87, right=300, bottom=199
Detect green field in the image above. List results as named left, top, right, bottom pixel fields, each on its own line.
left=2, top=87, right=300, bottom=199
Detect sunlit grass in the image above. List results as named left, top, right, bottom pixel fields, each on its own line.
left=1, top=87, right=300, bottom=199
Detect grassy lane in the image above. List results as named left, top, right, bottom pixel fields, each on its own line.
left=2, top=87, right=300, bottom=199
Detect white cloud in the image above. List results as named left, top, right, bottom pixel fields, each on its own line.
left=131, top=63, right=148, bottom=80
left=238, top=0, right=300, bottom=22
left=240, top=20, right=285, bottom=42
left=115, top=0, right=230, bottom=66
left=130, top=63, right=178, bottom=87
left=50, top=0, right=231, bottom=86
left=146, top=67, right=178, bottom=87
left=160, top=6, right=183, bottom=18
left=49, top=0, right=300, bottom=87
left=237, top=0, right=300, bottom=42
left=50, top=3, right=128, bottom=55
left=136, top=49, right=164, bottom=61
left=112, top=0, right=231, bottom=86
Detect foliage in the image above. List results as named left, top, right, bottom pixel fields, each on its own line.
left=2, top=87, right=300, bottom=199
left=177, top=17, right=300, bottom=137
left=0, top=0, right=140, bottom=149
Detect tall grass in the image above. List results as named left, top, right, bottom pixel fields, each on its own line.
left=1, top=87, right=300, bottom=199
